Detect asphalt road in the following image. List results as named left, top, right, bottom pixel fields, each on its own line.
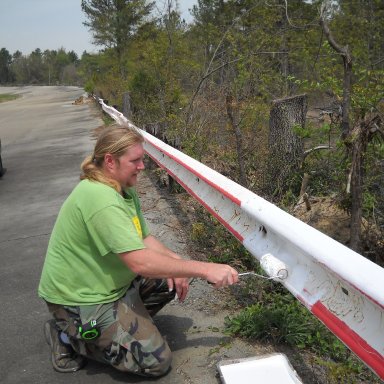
left=0, top=86, right=99, bottom=383
left=0, top=86, right=269, bottom=384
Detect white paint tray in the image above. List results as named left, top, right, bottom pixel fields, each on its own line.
left=217, top=353, right=303, bottom=384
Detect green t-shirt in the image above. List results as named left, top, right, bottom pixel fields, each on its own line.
left=38, top=179, right=150, bottom=305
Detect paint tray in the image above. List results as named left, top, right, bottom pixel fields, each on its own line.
left=217, top=353, right=303, bottom=384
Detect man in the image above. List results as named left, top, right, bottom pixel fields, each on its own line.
left=38, top=124, right=239, bottom=377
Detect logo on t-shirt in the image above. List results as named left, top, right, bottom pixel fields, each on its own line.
left=132, top=216, right=143, bottom=238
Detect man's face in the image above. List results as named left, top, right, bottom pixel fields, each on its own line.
left=112, top=143, right=145, bottom=188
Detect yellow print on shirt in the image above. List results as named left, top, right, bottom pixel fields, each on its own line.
left=132, top=216, right=143, bottom=238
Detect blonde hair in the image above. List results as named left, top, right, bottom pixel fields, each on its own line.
left=80, top=124, right=144, bottom=192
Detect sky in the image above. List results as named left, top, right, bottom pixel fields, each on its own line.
left=0, top=0, right=197, bottom=57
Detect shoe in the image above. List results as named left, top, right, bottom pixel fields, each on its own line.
left=44, top=320, right=86, bottom=373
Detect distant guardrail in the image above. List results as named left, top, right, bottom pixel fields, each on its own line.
left=95, top=96, right=384, bottom=380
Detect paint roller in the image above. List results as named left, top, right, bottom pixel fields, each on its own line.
left=239, top=253, right=288, bottom=281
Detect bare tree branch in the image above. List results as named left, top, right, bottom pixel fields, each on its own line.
left=372, top=57, right=384, bottom=67
left=303, top=145, right=332, bottom=160
left=282, top=0, right=318, bottom=29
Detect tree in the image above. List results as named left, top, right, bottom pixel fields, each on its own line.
left=43, top=50, right=57, bottom=85
left=27, top=49, right=45, bottom=84
left=317, top=1, right=384, bottom=252
left=10, top=51, right=28, bottom=84
left=81, top=0, right=154, bottom=76
left=61, top=63, right=81, bottom=85
left=67, top=50, right=79, bottom=64
left=124, top=1, right=190, bottom=128
left=55, top=48, right=72, bottom=83
left=0, top=48, right=13, bottom=84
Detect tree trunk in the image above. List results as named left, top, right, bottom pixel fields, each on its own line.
left=347, top=117, right=380, bottom=251
left=226, top=93, right=248, bottom=187
left=320, top=2, right=363, bottom=250
left=349, top=137, right=363, bottom=250
left=122, top=92, right=132, bottom=120
left=267, top=94, right=307, bottom=196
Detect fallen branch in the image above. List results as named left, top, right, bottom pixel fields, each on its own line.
left=302, top=145, right=332, bottom=162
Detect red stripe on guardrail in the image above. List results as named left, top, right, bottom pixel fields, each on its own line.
left=146, top=153, right=244, bottom=242
left=311, top=301, right=384, bottom=380
left=144, top=136, right=242, bottom=207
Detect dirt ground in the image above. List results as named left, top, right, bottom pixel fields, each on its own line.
left=292, top=196, right=351, bottom=245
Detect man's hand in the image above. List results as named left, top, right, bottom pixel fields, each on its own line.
left=205, top=264, right=239, bottom=288
left=167, top=277, right=190, bottom=302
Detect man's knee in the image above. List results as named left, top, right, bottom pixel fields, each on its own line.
left=135, top=340, right=172, bottom=377
left=141, top=350, right=172, bottom=377
left=112, top=339, right=172, bottom=377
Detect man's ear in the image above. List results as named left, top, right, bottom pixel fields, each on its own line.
left=104, top=153, right=115, bottom=170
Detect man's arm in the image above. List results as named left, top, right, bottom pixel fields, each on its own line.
left=141, top=235, right=190, bottom=300
left=118, top=247, right=238, bottom=288
left=143, top=235, right=181, bottom=260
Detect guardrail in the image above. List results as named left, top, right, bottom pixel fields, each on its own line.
left=96, top=97, right=384, bottom=380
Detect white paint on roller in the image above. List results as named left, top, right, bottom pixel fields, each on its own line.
left=260, top=253, right=289, bottom=280
left=217, top=354, right=303, bottom=384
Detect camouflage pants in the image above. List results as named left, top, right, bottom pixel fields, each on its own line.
left=46, top=278, right=176, bottom=377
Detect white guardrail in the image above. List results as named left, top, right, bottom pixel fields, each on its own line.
left=98, top=99, right=384, bottom=380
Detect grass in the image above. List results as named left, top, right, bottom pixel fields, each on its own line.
left=0, top=93, right=20, bottom=103
left=224, top=287, right=381, bottom=383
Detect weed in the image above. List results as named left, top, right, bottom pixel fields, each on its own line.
left=208, top=339, right=232, bottom=356
left=224, top=290, right=381, bottom=383
left=191, top=222, right=208, bottom=244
